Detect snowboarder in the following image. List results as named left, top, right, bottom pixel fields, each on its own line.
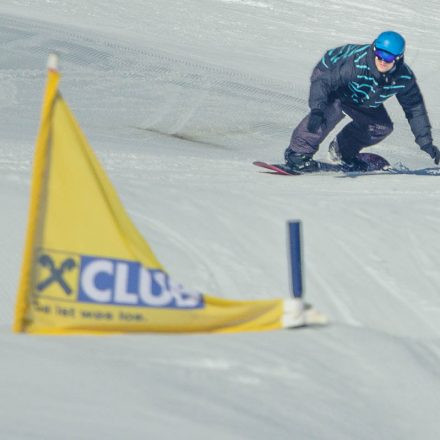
left=284, top=31, right=439, bottom=172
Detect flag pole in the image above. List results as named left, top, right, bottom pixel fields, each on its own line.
left=13, top=54, right=61, bottom=332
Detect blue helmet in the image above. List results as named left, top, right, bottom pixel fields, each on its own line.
left=374, top=31, right=405, bottom=56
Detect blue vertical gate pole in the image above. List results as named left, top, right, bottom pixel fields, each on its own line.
left=288, top=221, right=303, bottom=298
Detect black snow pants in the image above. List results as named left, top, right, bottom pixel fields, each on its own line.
left=286, top=99, right=394, bottom=160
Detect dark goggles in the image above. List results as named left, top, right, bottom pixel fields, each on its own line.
left=374, top=48, right=400, bottom=63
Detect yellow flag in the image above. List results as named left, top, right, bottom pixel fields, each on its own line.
left=13, top=57, right=304, bottom=334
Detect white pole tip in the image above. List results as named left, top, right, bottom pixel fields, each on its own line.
left=47, top=53, right=59, bottom=71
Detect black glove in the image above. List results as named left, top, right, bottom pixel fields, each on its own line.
left=307, top=109, right=325, bottom=133
left=421, top=143, right=440, bottom=165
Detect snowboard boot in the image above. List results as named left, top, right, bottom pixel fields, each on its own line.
left=285, top=150, right=319, bottom=173
left=328, top=138, right=342, bottom=162
left=328, top=139, right=368, bottom=171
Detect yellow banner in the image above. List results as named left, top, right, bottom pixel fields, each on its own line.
left=13, top=60, right=305, bottom=334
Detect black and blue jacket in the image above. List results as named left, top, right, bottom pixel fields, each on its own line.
left=309, top=43, right=433, bottom=148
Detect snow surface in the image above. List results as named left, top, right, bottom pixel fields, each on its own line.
left=1, top=1, right=440, bottom=438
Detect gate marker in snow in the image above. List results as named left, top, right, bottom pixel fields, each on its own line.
left=286, top=221, right=329, bottom=325
left=288, top=221, right=303, bottom=298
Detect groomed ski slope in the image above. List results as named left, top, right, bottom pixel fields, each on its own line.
left=1, top=1, right=440, bottom=438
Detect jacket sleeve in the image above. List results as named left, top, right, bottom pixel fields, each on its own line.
left=396, top=79, right=432, bottom=148
left=308, top=45, right=353, bottom=112
left=308, top=64, right=343, bottom=112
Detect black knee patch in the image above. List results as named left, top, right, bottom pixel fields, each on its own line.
left=368, top=122, right=393, bottom=138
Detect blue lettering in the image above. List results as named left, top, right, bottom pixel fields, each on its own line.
left=78, top=256, right=204, bottom=309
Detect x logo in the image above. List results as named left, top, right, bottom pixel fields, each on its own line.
left=37, top=254, right=76, bottom=294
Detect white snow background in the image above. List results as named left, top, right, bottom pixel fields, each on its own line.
left=1, top=1, right=440, bottom=438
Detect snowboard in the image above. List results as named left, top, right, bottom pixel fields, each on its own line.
left=253, top=152, right=390, bottom=175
